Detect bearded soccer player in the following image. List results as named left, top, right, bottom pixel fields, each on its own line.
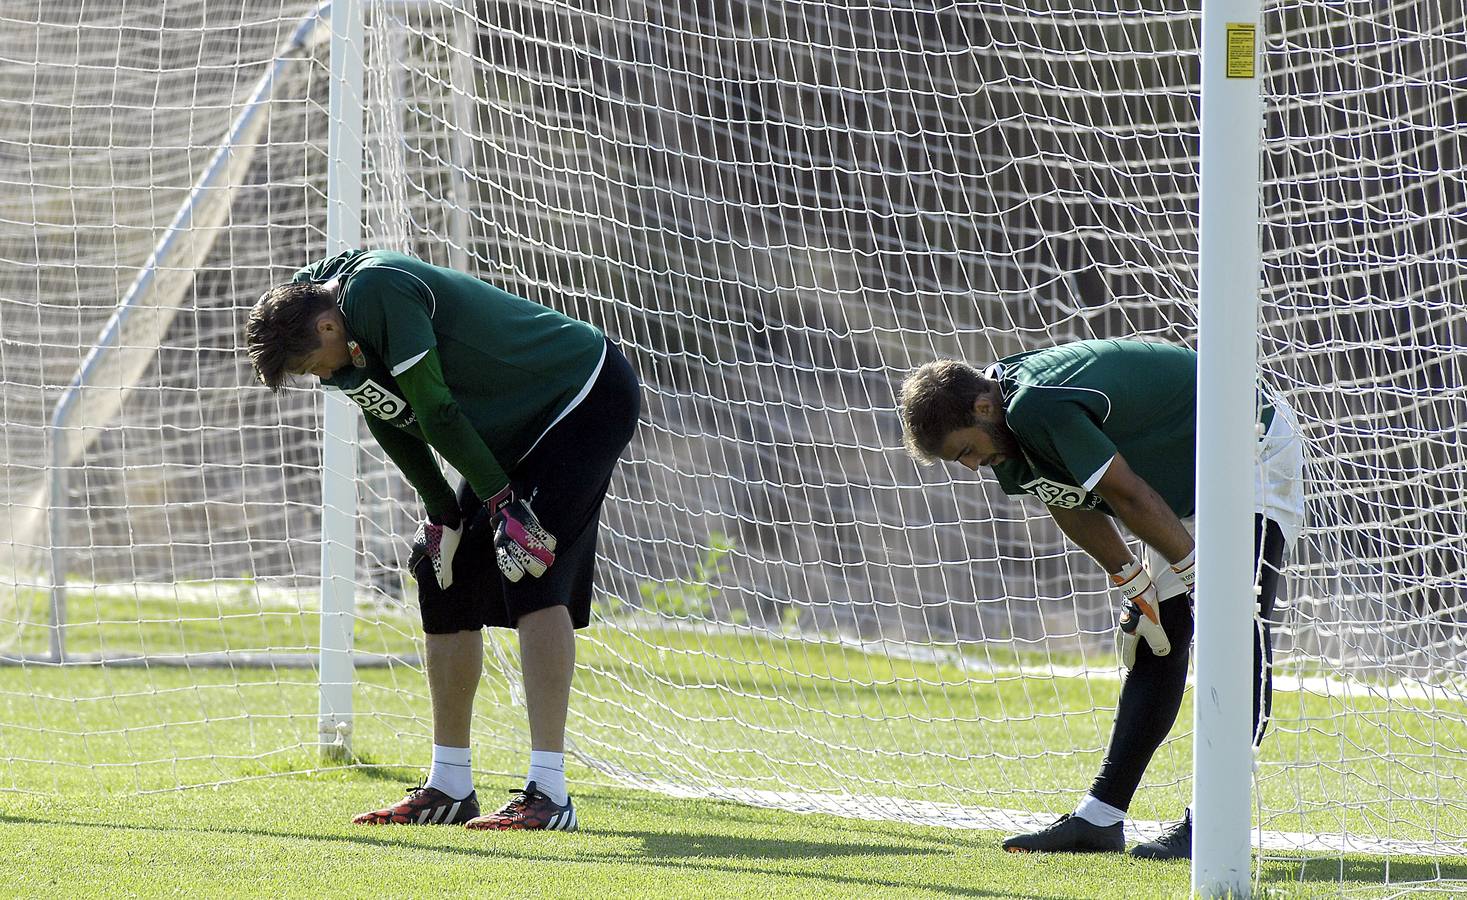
left=246, top=249, right=640, bottom=831
left=898, top=339, right=1304, bottom=860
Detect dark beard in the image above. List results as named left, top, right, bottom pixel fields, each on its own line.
left=978, top=418, right=1020, bottom=462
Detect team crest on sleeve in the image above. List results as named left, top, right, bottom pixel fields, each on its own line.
left=1020, top=476, right=1098, bottom=509
left=342, top=378, right=408, bottom=421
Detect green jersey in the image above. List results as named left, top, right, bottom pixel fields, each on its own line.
left=298, top=250, right=605, bottom=473
left=989, top=340, right=1201, bottom=518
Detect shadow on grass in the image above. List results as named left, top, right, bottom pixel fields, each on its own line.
left=0, top=809, right=1070, bottom=899
left=341, top=756, right=425, bottom=785
left=1258, top=854, right=1467, bottom=889
left=570, top=785, right=983, bottom=845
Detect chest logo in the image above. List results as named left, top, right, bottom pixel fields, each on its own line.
left=342, top=378, right=407, bottom=421
left=1021, top=476, right=1095, bottom=509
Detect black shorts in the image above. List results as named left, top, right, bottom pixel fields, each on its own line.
left=413, top=338, right=640, bottom=633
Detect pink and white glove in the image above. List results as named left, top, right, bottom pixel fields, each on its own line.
left=485, top=486, right=557, bottom=582
left=410, top=514, right=463, bottom=590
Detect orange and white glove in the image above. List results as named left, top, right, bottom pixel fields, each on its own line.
left=1169, top=549, right=1196, bottom=590
left=1112, top=561, right=1170, bottom=669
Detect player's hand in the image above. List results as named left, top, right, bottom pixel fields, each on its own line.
left=1112, top=562, right=1171, bottom=669
left=485, top=486, right=557, bottom=582
left=410, top=512, right=463, bottom=591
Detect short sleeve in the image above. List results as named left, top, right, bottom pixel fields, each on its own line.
left=342, top=266, right=439, bottom=376
left=292, top=260, right=325, bottom=283
left=1006, top=394, right=1118, bottom=490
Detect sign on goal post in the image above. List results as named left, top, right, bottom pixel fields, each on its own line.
left=2, top=1, right=1464, bottom=895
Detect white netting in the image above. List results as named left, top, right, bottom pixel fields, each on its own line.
left=2, top=0, right=1463, bottom=889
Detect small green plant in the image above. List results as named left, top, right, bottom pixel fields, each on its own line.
left=233, top=571, right=259, bottom=608
left=592, top=592, right=625, bottom=620
left=637, top=532, right=735, bottom=620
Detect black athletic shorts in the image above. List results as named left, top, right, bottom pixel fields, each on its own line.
left=413, top=338, right=640, bottom=633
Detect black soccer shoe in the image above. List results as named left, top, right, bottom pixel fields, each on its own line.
left=1131, top=809, right=1192, bottom=860
left=1002, top=813, right=1125, bottom=853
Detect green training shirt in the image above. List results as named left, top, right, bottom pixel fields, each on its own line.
left=988, top=340, right=1201, bottom=518
left=298, top=250, right=605, bottom=501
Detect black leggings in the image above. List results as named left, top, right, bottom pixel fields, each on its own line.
left=1087, top=515, right=1286, bottom=811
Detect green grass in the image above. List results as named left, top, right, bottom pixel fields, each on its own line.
left=4, top=771, right=1465, bottom=899
left=3, top=585, right=1466, bottom=897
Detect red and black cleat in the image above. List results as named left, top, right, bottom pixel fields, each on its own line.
left=351, top=782, right=480, bottom=826
left=464, top=782, right=577, bottom=831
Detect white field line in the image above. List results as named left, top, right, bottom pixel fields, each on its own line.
left=5, top=580, right=1465, bottom=703
left=0, top=578, right=396, bottom=613
left=643, top=620, right=1467, bottom=704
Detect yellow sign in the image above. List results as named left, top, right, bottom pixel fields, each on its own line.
left=1227, top=23, right=1257, bottom=78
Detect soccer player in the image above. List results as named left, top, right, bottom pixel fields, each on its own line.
left=246, top=249, right=640, bottom=831
left=897, top=339, right=1304, bottom=859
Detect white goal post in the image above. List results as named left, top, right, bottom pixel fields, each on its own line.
left=3, top=1, right=1465, bottom=896
left=1194, top=0, right=1265, bottom=892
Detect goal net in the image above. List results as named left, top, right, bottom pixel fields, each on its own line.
left=3, top=0, right=1463, bottom=889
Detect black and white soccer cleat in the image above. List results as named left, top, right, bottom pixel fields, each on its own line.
left=1002, top=813, right=1125, bottom=854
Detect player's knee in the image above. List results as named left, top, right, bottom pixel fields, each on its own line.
left=1133, top=596, right=1192, bottom=682
left=419, top=583, right=488, bottom=634
left=1159, top=591, right=1195, bottom=647
left=1135, top=639, right=1190, bottom=682
left=516, top=603, right=574, bottom=631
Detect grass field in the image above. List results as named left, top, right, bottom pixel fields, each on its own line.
left=5, top=764, right=1466, bottom=898
left=3, top=586, right=1466, bottom=897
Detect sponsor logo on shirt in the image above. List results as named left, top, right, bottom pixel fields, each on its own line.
left=342, top=378, right=408, bottom=422
left=1020, top=476, right=1099, bottom=509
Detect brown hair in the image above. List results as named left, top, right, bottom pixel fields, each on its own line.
left=897, top=359, right=993, bottom=464
left=245, top=281, right=337, bottom=391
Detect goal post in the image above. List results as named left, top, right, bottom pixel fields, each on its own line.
left=319, top=0, right=365, bottom=761
left=3, top=1, right=1465, bottom=895
left=1195, top=1, right=1266, bottom=894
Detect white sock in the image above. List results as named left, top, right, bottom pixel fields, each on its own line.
left=526, top=750, right=567, bottom=805
left=425, top=744, right=473, bottom=800
left=1075, top=794, right=1127, bottom=827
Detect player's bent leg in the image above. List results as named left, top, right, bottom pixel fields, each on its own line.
left=1002, top=814, right=1124, bottom=853
left=355, top=630, right=485, bottom=827
left=1086, top=591, right=1195, bottom=811
left=1004, top=593, right=1194, bottom=853
left=424, top=629, right=484, bottom=748
left=518, top=605, right=575, bottom=753
left=1252, top=516, right=1286, bottom=748
left=465, top=782, right=577, bottom=832
left=1129, top=518, right=1286, bottom=861
left=460, top=604, right=580, bottom=832
left=352, top=782, right=481, bottom=825
left=419, top=630, right=484, bottom=805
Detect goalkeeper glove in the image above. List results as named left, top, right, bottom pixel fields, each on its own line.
left=485, top=486, right=557, bottom=582
left=1112, top=561, right=1170, bottom=669
left=410, top=511, right=463, bottom=591
left=1170, top=549, right=1196, bottom=589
